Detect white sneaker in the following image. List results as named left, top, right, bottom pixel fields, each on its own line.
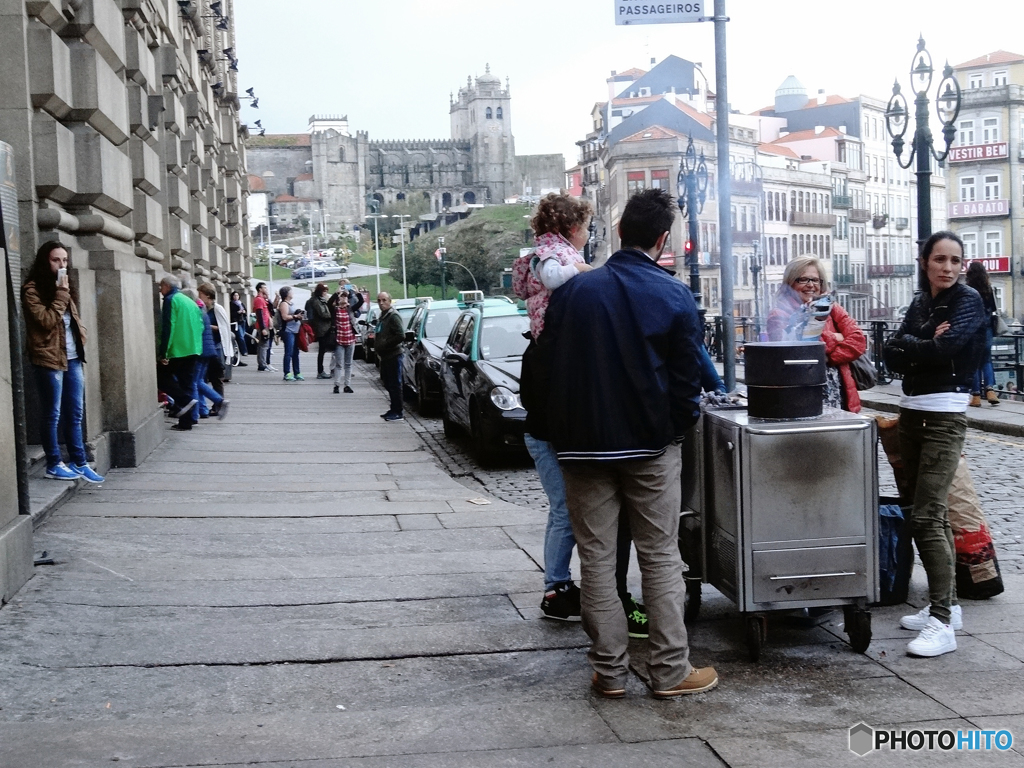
left=907, top=616, right=957, bottom=657
left=900, top=604, right=962, bottom=631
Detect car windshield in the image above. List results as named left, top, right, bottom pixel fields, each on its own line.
left=424, top=308, right=461, bottom=339
left=479, top=315, right=529, bottom=360
left=397, top=307, right=417, bottom=328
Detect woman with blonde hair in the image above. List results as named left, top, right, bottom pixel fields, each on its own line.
left=767, top=255, right=867, bottom=412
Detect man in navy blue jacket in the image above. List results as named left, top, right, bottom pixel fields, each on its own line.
left=543, top=188, right=718, bottom=698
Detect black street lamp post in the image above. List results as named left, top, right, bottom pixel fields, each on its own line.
left=750, top=241, right=763, bottom=338
left=884, top=36, right=962, bottom=245
left=677, top=134, right=708, bottom=308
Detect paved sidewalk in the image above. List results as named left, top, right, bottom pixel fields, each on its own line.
left=0, top=354, right=1022, bottom=766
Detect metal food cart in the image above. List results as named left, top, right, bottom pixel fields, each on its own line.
left=680, top=406, right=879, bottom=660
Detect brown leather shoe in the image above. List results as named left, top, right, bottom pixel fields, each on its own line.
left=969, top=395, right=982, bottom=407
left=651, top=666, right=719, bottom=698
left=986, top=390, right=1001, bottom=405
left=591, top=672, right=626, bottom=699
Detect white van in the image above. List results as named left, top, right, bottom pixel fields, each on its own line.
left=269, top=244, right=296, bottom=257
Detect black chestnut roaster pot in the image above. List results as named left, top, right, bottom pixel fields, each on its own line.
left=744, top=341, right=826, bottom=419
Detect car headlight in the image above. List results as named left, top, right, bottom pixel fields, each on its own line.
left=490, top=386, right=521, bottom=411
left=426, top=358, right=441, bottom=372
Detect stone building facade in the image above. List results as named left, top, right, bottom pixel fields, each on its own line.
left=0, top=0, right=252, bottom=601
left=246, top=68, right=565, bottom=231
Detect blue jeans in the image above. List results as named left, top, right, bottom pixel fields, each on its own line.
left=193, top=356, right=224, bottom=419
left=234, top=323, right=247, bottom=356
left=525, top=433, right=575, bottom=589
left=33, top=359, right=87, bottom=469
left=282, top=330, right=300, bottom=375
left=973, top=327, right=994, bottom=395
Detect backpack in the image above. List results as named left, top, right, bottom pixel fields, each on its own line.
left=272, top=306, right=284, bottom=333
left=511, top=250, right=537, bottom=300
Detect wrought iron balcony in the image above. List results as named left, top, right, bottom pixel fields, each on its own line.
left=833, top=272, right=855, bottom=285
left=848, top=208, right=871, bottom=223
left=868, top=264, right=894, bottom=278
left=894, top=217, right=909, bottom=230
left=893, top=264, right=915, bottom=276
left=731, top=229, right=761, bottom=245
left=731, top=177, right=763, bottom=197
left=832, top=194, right=852, bottom=209
left=872, top=213, right=889, bottom=229
left=789, top=211, right=836, bottom=227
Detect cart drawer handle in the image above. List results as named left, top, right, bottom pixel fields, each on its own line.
left=769, top=571, right=857, bottom=580
left=783, top=359, right=819, bottom=365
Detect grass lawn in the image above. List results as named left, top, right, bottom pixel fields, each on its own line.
left=251, top=264, right=292, bottom=282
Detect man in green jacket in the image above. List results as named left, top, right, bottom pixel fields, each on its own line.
left=158, top=276, right=204, bottom=431
left=374, top=292, right=406, bottom=421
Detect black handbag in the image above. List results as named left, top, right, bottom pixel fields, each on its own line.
left=849, top=353, right=877, bottom=391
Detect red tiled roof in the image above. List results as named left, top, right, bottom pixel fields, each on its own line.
left=620, top=125, right=687, bottom=143
left=802, top=94, right=850, bottom=108
left=611, top=93, right=666, bottom=106
left=273, top=194, right=316, bottom=203
left=954, top=50, right=1024, bottom=69
left=294, top=173, right=313, bottom=182
left=772, top=127, right=843, bottom=143
left=610, top=67, right=647, bottom=80
left=247, top=133, right=312, bottom=147
left=673, top=99, right=714, bottom=129
left=757, top=143, right=800, bottom=159
left=247, top=174, right=267, bottom=192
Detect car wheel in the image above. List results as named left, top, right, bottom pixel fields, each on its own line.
left=416, top=369, right=435, bottom=415
left=471, top=402, right=496, bottom=467
left=441, top=399, right=459, bottom=439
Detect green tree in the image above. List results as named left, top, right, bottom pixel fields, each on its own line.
left=388, top=209, right=524, bottom=295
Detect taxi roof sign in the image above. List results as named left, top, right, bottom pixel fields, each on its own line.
left=614, top=1, right=705, bottom=25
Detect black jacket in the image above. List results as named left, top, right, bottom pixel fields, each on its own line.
left=884, top=282, right=986, bottom=397
left=374, top=306, right=406, bottom=361
left=541, top=249, right=703, bottom=461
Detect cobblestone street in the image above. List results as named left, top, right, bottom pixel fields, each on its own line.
left=390, top=366, right=1023, bottom=575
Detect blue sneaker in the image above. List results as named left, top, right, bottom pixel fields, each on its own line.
left=46, top=462, right=80, bottom=481
left=71, top=464, right=105, bottom=484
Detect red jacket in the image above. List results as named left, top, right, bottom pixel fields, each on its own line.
left=822, top=304, right=867, bottom=412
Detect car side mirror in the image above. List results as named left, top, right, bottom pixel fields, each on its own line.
left=445, top=351, right=468, bottom=366
left=405, top=330, right=415, bottom=342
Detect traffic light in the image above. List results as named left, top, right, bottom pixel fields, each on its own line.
left=684, top=239, right=695, bottom=262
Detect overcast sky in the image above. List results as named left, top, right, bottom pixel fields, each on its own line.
left=235, top=0, right=1024, bottom=165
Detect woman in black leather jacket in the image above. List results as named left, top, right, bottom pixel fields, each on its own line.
left=883, top=231, right=985, bottom=659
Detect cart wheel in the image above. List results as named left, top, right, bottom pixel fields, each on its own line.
left=683, top=578, right=701, bottom=623
left=745, top=615, right=767, bottom=662
left=844, top=606, right=872, bottom=654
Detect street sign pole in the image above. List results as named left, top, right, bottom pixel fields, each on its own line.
left=713, top=0, right=735, bottom=391
left=614, top=0, right=733, bottom=389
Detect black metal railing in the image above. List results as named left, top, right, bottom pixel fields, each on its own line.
left=703, top=317, right=1024, bottom=396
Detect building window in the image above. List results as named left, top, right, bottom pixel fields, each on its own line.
left=985, top=230, right=1002, bottom=257
left=960, top=176, right=976, bottom=202
left=969, top=73, right=984, bottom=89
left=485, top=107, right=492, bottom=119
left=983, top=117, right=1000, bottom=143
left=993, top=71, right=1008, bottom=86
left=626, top=170, right=645, bottom=195
left=984, top=174, right=1001, bottom=200
left=496, top=107, right=503, bottom=119
left=993, top=284, right=1004, bottom=312
left=650, top=169, right=669, bottom=190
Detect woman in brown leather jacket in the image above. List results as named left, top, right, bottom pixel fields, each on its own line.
left=21, top=241, right=103, bottom=483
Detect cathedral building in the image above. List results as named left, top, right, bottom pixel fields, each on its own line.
left=246, top=67, right=564, bottom=231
